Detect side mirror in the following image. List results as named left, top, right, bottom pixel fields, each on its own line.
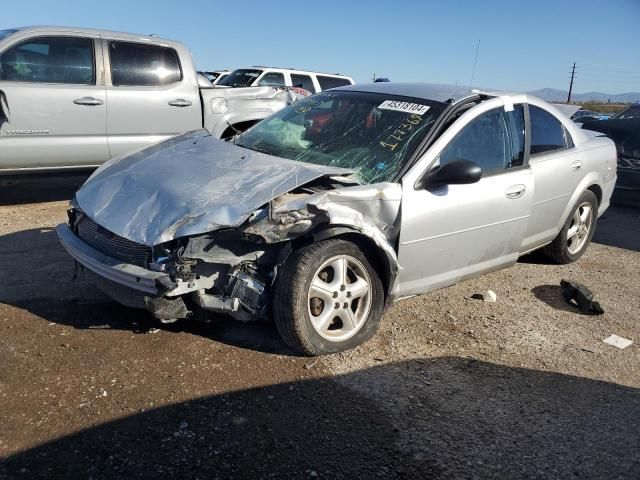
left=420, top=159, right=482, bottom=188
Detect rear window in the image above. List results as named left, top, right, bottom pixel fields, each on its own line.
left=317, top=75, right=352, bottom=91
left=529, top=105, right=569, bottom=155
left=109, top=41, right=182, bottom=86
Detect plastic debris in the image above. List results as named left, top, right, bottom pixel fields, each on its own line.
left=471, top=290, right=497, bottom=302
left=603, top=334, right=633, bottom=349
left=560, top=279, right=604, bottom=315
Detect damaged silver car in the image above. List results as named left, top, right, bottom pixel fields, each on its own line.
left=57, top=83, right=617, bottom=355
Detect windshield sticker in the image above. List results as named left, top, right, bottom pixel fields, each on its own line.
left=378, top=100, right=430, bottom=115
left=379, top=113, right=424, bottom=151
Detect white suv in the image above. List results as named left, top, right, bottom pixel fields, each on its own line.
left=216, top=66, right=353, bottom=93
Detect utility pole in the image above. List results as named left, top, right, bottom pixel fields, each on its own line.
left=567, top=62, right=576, bottom=103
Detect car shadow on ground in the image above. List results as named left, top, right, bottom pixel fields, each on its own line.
left=0, top=173, right=90, bottom=206
left=2, top=357, right=639, bottom=479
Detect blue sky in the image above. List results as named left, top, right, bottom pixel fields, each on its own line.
left=3, top=0, right=639, bottom=93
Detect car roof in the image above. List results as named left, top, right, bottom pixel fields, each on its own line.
left=333, top=82, right=487, bottom=103
left=6, top=26, right=180, bottom=46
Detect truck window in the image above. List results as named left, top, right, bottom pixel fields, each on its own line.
left=257, top=72, right=286, bottom=87
left=0, top=36, right=95, bottom=85
left=109, top=41, right=182, bottom=86
left=316, top=75, right=351, bottom=91
left=290, top=73, right=316, bottom=93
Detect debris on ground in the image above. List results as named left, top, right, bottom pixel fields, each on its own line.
left=147, top=328, right=160, bottom=334
left=304, top=360, right=319, bottom=370
left=603, top=334, right=633, bottom=349
left=560, top=279, right=604, bottom=315
left=471, top=290, right=497, bottom=302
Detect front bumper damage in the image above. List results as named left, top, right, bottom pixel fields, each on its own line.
left=59, top=179, right=403, bottom=323
left=56, top=223, right=265, bottom=321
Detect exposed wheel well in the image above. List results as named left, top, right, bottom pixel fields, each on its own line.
left=587, top=184, right=602, bottom=206
left=291, top=228, right=394, bottom=302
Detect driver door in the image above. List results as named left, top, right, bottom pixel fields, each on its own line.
left=396, top=104, right=533, bottom=297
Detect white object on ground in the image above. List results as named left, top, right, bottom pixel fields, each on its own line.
left=603, top=334, right=633, bottom=349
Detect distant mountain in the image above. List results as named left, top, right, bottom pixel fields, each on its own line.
left=527, top=88, right=640, bottom=103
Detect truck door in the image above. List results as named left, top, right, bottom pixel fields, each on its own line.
left=103, top=39, right=201, bottom=158
left=0, top=33, right=108, bottom=171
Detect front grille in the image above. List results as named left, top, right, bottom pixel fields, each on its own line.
left=77, top=216, right=152, bottom=267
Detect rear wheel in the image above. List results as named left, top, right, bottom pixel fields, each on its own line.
left=543, top=190, right=598, bottom=263
left=273, top=239, right=384, bottom=356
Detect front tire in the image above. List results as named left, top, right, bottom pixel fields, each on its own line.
left=273, top=239, right=384, bottom=356
left=543, top=190, right=598, bottom=264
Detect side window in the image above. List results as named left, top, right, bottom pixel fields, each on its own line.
left=109, top=41, right=182, bottom=86
left=438, top=108, right=514, bottom=174
left=317, top=75, right=351, bottom=91
left=290, top=73, right=316, bottom=93
left=257, top=72, right=285, bottom=87
left=529, top=105, right=568, bottom=154
left=0, top=36, right=94, bottom=84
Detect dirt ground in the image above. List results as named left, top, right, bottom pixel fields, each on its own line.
left=1, top=176, right=639, bottom=479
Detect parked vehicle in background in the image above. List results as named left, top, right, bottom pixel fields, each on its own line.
left=571, top=109, right=610, bottom=125
left=57, top=83, right=617, bottom=355
left=613, top=103, right=640, bottom=120
left=217, top=67, right=353, bottom=94
left=0, top=27, right=307, bottom=174
left=581, top=114, right=640, bottom=207
left=199, top=70, right=230, bottom=85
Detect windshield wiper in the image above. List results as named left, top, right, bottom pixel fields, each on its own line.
left=234, top=142, right=273, bottom=156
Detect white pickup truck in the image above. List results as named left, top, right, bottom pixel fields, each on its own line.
left=0, top=26, right=329, bottom=174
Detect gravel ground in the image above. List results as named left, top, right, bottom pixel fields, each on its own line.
left=0, top=176, right=639, bottom=479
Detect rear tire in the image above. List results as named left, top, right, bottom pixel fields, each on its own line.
left=273, top=239, right=384, bottom=356
left=543, top=190, right=598, bottom=264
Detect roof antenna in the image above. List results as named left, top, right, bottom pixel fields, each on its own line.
left=469, top=40, right=480, bottom=87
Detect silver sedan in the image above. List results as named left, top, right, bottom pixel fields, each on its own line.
left=57, top=82, right=617, bottom=355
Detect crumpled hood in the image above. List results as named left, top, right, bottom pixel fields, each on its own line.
left=76, top=130, right=351, bottom=246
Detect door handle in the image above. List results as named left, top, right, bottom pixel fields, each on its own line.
left=73, top=97, right=103, bottom=106
left=570, top=160, right=583, bottom=171
left=505, top=184, right=526, bottom=199
left=168, top=99, right=192, bottom=107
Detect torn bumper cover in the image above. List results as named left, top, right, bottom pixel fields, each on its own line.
left=56, top=224, right=190, bottom=319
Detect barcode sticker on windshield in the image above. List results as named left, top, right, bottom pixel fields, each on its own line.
left=378, top=100, right=430, bottom=115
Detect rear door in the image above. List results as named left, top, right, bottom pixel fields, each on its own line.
left=397, top=103, right=533, bottom=297
left=0, top=32, right=108, bottom=170
left=103, top=39, right=200, bottom=158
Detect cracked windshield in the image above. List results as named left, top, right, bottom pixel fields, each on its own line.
left=235, top=91, right=445, bottom=183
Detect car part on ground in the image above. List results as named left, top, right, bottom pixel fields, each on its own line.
left=57, top=82, right=617, bottom=355
left=560, top=279, right=604, bottom=315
